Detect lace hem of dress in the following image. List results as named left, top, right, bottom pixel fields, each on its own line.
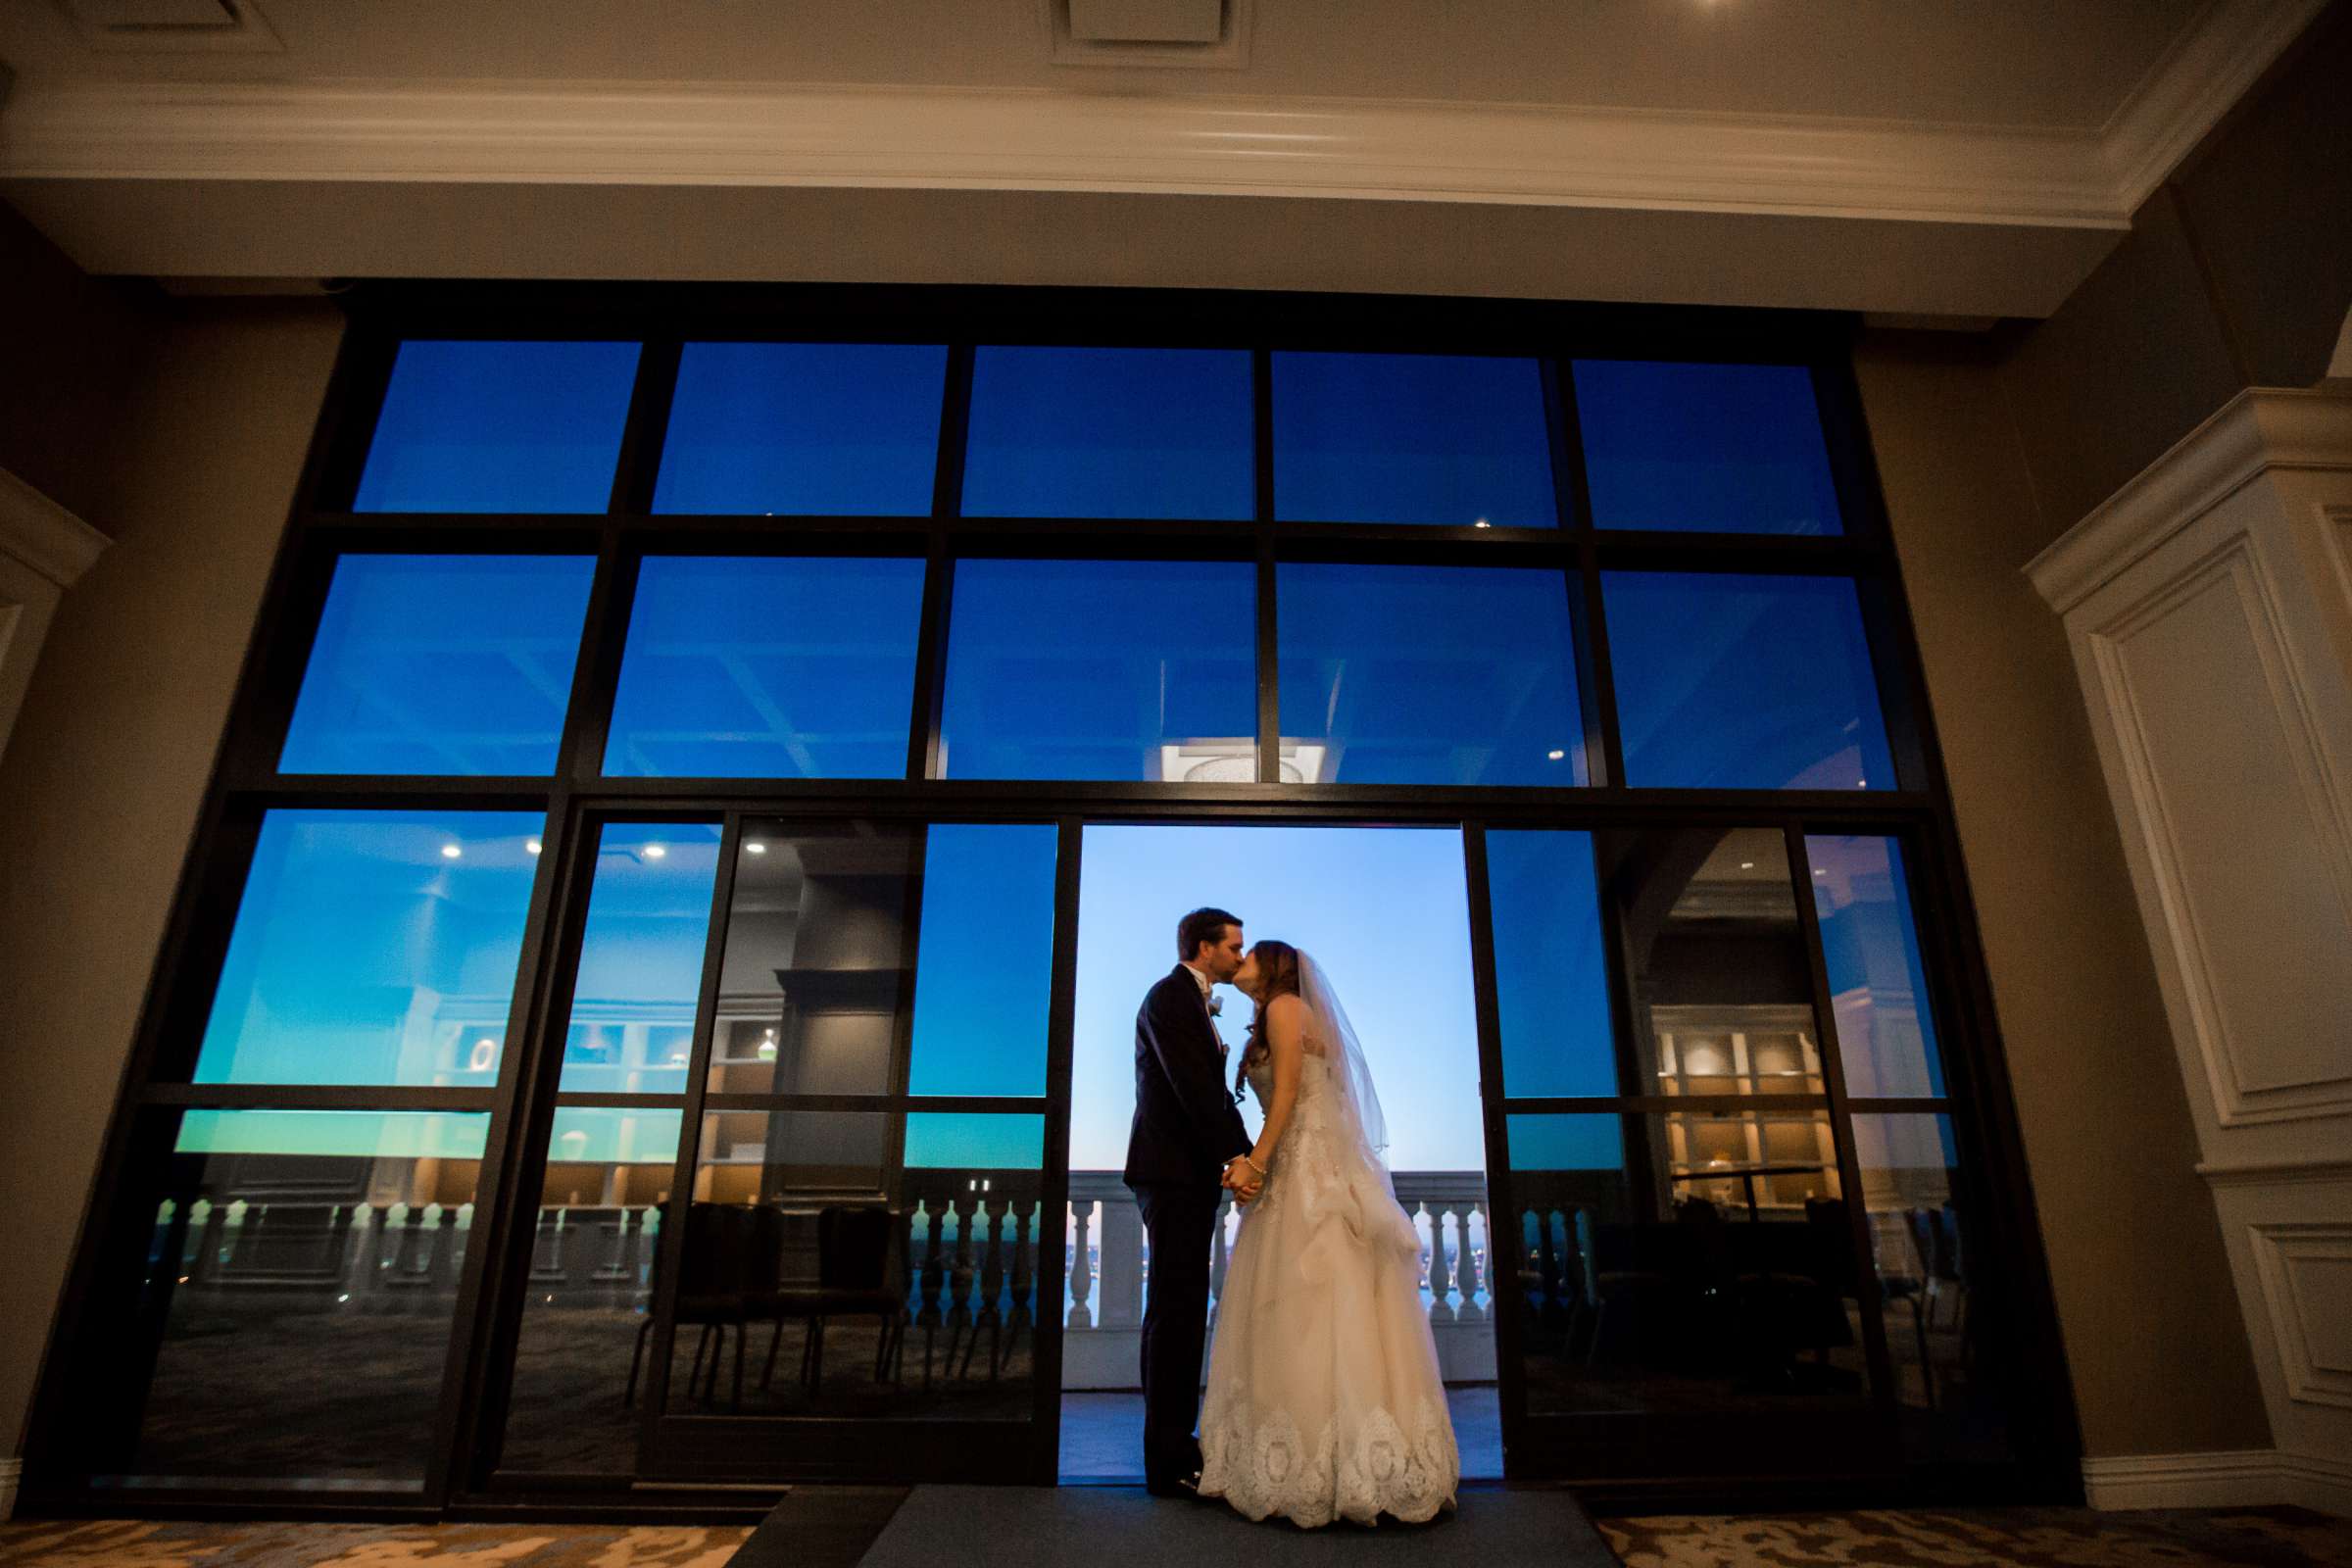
left=1198, top=1396, right=1459, bottom=1528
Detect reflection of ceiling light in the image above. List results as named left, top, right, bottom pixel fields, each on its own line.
left=1546, top=749, right=1566, bottom=761
left=758, top=1040, right=778, bottom=1060
left=643, top=844, right=666, bottom=859
left=1857, top=778, right=1868, bottom=787
left=440, top=844, right=463, bottom=859
left=1740, top=861, right=1754, bottom=869
left=1815, top=868, right=1827, bottom=876
left=526, top=840, right=542, bottom=856
left=1474, top=518, right=1492, bottom=529
left=746, top=842, right=766, bottom=855
left=1157, top=740, right=1330, bottom=784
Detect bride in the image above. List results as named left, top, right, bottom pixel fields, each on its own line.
left=1197, top=939, right=1460, bottom=1527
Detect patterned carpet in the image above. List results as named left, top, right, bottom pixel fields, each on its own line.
left=5, top=1505, right=2350, bottom=1567
left=1596, top=1506, right=2352, bottom=1567
left=0, top=1521, right=755, bottom=1567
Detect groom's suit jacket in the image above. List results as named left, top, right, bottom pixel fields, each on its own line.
left=1122, top=964, right=1254, bottom=1189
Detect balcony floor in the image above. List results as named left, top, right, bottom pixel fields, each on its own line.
left=1058, top=1386, right=1503, bottom=1482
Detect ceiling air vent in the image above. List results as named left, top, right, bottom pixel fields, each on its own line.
left=54, top=0, right=282, bottom=53
left=1043, top=0, right=1251, bottom=69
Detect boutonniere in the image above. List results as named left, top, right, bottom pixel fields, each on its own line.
left=1206, top=995, right=1223, bottom=1017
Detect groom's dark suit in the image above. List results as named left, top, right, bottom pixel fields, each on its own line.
left=1123, top=962, right=1254, bottom=1492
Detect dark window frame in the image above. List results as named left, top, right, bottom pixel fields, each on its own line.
left=23, top=283, right=2078, bottom=1521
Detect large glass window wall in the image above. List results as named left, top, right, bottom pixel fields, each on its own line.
left=34, top=298, right=2058, bottom=1516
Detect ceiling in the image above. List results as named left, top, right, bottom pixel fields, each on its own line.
left=0, top=0, right=2327, bottom=318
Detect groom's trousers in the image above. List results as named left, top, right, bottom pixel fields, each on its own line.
left=1133, top=1181, right=1220, bottom=1487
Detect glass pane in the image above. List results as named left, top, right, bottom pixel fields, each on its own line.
left=939, top=559, right=1255, bottom=781
left=710, top=822, right=917, bottom=1097
left=654, top=342, right=947, bottom=515
left=501, top=1107, right=680, bottom=1474
left=1271, top=352, right=1556, bottom=526
left=961, top=347, right=1253, bottom=520
left=603, top=556, right=925, bottom=778
left=1806, top=837, right=1947, bottom=1097
left=908, top=825, right=1057, bottom=1097
left=194, top=810, right=545, bottom=1087
left=278, top=555, right=597, bottom=776
left=1603, top=571, right=1895, bottom=791
left=1596, top=827, right=1825, bottom=1096
left=1507, top=1110, right=1867, bottom=1418
left=1573, top=360, right=1841, bottom=535
left=666, top=1110, right=1043, bottom=1420
left=1278, top=564, right=1587, bottom=786
left=354, top=340, right=640, bottom=514
left=1852, top=1114, right=1992, bottom=1458
left=1487, top=830, right=1617, bottom=1097
left=560, top=823, right=724, bottom=1095
left=102, top=1109, right=487, bottom=1487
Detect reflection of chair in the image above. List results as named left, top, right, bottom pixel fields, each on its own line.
left=751, top=1205, right=907, bottom=1396
left=1894, top=1204, right=1970, bottom=1407
left=624, top=1202, right=752, bottom=1411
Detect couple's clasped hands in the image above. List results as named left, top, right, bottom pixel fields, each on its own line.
left=1222, top=1153, right=1266, bottom=1206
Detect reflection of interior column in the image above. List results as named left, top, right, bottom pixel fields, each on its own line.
left=2030, top=387, right=2352, bottom=1513
left=764, top=835, right=913, bottom=1200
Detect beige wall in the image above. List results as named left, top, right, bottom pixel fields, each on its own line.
left=1855, top=334, right=2273, bottom=1458
left=0, top=299, right=344, bottom=1456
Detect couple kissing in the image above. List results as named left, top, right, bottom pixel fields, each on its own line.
left=1122, top=906, right=1459, bottom=1529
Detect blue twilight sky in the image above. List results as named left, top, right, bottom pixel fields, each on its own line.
left=1069, top=823, right=1487, bottom=1174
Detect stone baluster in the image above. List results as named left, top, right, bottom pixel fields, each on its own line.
left=191, top=1198, right=223, bottom=1286
left=1066, top=1200, right=1095, bottom=1330
left=1458, top=1200, right=1489, bottom=1323
left=947, top=1197, right=976, bottom=1329
left=976, top=1200, right=1005, bottom=1332
left=915, top=1200, right=945, bottom=1331
left=1428, top=1201, right=1459, bottom=1326
left=1531, top=1206, right=1562, bottom=1324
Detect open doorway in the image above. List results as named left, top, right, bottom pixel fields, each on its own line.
left=1058, top=823, right=1500, bottom=1482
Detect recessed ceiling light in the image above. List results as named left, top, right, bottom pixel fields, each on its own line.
left=1740, top=860, right=1754, bottom=869
left=644, top=844, right=667, bottom=859
left=746, top=842, right=767, bottom=855
left=440, top=844, right=463, bottom=859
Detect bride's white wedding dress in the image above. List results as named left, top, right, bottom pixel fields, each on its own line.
left=1197, top=964, right=1459, bottom=1528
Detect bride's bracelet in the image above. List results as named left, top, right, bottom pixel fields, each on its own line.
left=1240, top=1153, right=1267, bottom=1176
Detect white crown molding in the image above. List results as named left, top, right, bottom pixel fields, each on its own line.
left=0, top=466, right=111, bottom=588
left=0, top=0, right=2322, bottom=231
left=2027, top=388, right=2352, bottom=615
left=0, top=77, right=2133, bottom=226
left=2200, top=1157, right=2352, bottom=1187
left=2099, top=0, right=2333, bottom=212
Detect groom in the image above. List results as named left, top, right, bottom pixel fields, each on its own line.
left=1123, top=906, right=1259, bottom=1497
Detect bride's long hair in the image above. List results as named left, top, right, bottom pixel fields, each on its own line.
left=1234, top=938, right=1302, bottom=1099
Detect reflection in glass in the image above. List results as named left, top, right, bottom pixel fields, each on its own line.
left=908, top=826, right=1056, bottom=1097
left=1806, top=836, right=1946, bottom=1097
left=110, top=1110, right=488, bottom=1487
left=1597, top=827, right=1822, bottom=1096
left=665, top=1110, right=1042, bottom=1420
left=1508, top=1111, right=1864, bottom=1417
left=1272, top=352, right=1556, bottom=526
left=502, top=1107, right=680, bottom=1474
left=1487, top=831, right=1617, bottom=1097
left=938, top=560, right=1255, bottom=781
left=279, top=555, right=598, bottom=776
left=193, top=810, right=545, bottom=1087
left=961, top=347, right=1253, bottom=520
left=654, top=342, right=947, bottom=515
left=1278, top=564, right=1588, bottom=785
left=603, top=556, right=926, bottom=779
left=1603, top=571, right=1895, bottom=791
left=354, top=340, right=641, bottom=514
left=710, top=822, right=917, bottom=1098
left=559, top=824, right=723, bottom=1095
left=1573, top=360, right=1841, bottom=535
left=1852, top=1114, right=1990, bottom=1457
